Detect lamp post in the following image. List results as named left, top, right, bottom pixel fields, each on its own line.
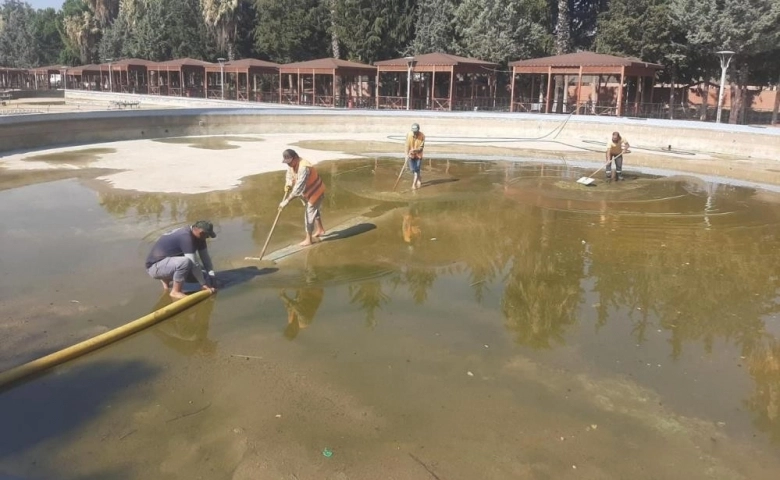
left=715, top=50, right=735, bottom=123
left=405, top=56, right=415, bottom=111
left=105, top=58, right=113, bottom=92
left=218, top=57, right=226, bottom=100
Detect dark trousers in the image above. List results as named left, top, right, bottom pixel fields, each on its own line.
left=605, top=153, right=623, bottom=179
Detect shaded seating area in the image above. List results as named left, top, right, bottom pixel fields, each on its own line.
left=509, top=52, right=663, bottom=116
left=1, top=67, right=32, bottom=90
left=279, top=58, right=376, bottom=107
left=29, top=65, right=63, bottom=90
left=147, top=58, right=213, bottom=97
left=204, top=59, right=280, bottom=102
left=68, top=64, right=103, bottom=91
left=374, top=53, right=499, bottom=111
left=106, top=58, right=153, bottom=94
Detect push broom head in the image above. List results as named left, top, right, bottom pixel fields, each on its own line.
left=576, top=176, right=596, bottom=186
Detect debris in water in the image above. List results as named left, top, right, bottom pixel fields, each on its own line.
left=467, top=371, right=474, bottom=377
left=322, top=448, right=333, bottom=458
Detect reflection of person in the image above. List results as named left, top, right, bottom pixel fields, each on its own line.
left=152, top=296, right=217, bottom=356
left=279, top=149, right=326, bottom=246
left=605, top=131, right=630, bottom=181
left=145, top=220, right=218, bottom=299
left=405, top=123, right=426, bottom=190
left=402, top=205, right=422, bottom=248
left=279, top=288, right=325, bottom=339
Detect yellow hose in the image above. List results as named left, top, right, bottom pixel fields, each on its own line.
left=0, top=290, right=213, bottom=390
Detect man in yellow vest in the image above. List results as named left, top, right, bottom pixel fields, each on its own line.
left=405, top=123, right=426, bottom=189
left=280, top=149, right=326, bottom=246
left=606, top=131, right=630, bottom=181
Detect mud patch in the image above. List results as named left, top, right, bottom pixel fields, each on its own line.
left=153, top=136, right=264, bottom=150
left=0, top=166, right=117, bottom=191
left=23, top=148, right=117, bottom=166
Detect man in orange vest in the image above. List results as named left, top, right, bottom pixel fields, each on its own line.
left=405, top=123, right=426, bottom=189
left=280, top=149, right=326, bottom=246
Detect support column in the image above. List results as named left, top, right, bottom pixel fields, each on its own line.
left=575, top=66, right=583, bottom=114
left=448, top=66, right=454, bottom=111
left=510, top=68, right=516, bottom=112
left=616, top=66, right=626, bottom=116
left=431, top=66, right=436, bottom=108
left=634, top=75, right=642, bottom=115
left=545, top=68, right=553, bottom=113
left=312, top=70, right=316, bottom=105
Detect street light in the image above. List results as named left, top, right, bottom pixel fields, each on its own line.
left=217, top=58, right=226, bottom=100
left=405, top=56, right=415, bottom=111
left=105, top=58, right=113, bottom=92
left=715, top=50, right=735, bottom=123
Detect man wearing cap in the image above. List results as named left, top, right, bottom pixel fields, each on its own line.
left=280, top=149, right=326, bottom=246
left=606, top=131, right=630, bottom=181
left=145, top=220, right=218, bottom=299
left=405, top=123, right=425, bottom=189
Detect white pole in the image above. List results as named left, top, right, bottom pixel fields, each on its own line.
left=716, top=51, right=734, bottom=124
left=218, top=58, right=226, bottom=100
left=405, top=56, right=414, bottom=111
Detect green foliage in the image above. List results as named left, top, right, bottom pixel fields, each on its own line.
left=253, top=0, right=329, bottom=63
left=454, top=0, right=552, bottom=65
left=410, top=0, right=459, bottom=55
left=31, top=8, right=63, bottom=66
left=0, top=0, right=38, bottom=67
left=331, top=0, right=417, bottom=63
left=595, top=0, right=700, bottom=83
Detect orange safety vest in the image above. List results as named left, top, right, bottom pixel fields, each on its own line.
left=296, top=159, right=325, bottom=205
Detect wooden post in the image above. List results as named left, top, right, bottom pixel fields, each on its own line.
left=312, top=69, right=316, bottom=106
left=332, top=71, right=336, bottom=107
left=448, top=66, right=454, bottom=111
left=278, top=72, right=282, bottom=103
left=634, top=75, right=642, bottom=115
left=375, top=71, right=380, bottom=109
left=575, top=66, right=583, bottom=114
left=545, top=67, right=553, bottom=113
left=297, top=69, right=301, bottom=104
left=431, top=65, right=436, bottom=108
left=616, top=66, right=625, bottom=116
left=510, top=67, right=516, bottom=112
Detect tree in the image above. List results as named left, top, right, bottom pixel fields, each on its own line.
left=201, top=0, right=251, bottom=60
left=0, top=0, right=38, bottom=67
left=410, top=0, right=459, bottom=55
left=454, top=0, right=552, bottom=66
left=331, top=0, right=417, bottom=63
left=253, top=0, right=329, bottom=63
left=596, top=0, right=697, bottom=119
left=670, top=0, right=780, bottom=124
left=31, top=8, right=64, bottom=66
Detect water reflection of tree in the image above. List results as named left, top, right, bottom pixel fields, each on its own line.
left=747, top=339, right=780, bottom=443
left=500, top=207, right=585, bottom=349
left=348, top=280, right=390, bottom=329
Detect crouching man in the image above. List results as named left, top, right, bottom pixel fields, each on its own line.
left=145, top=220, right=218, bottom=299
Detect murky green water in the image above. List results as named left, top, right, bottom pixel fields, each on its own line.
left=2, top=157, right=780, bottom=479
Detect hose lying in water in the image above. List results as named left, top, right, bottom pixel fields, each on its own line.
left=0, top=289, right=212, bottom=390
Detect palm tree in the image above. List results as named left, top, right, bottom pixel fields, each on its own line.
left=201, top=0, right=242, bottom=60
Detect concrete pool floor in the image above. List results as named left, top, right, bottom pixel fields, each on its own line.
left=2, top=135, right=780, bottom=479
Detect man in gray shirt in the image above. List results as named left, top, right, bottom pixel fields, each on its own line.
left=145, top=220, right=218, bottom=299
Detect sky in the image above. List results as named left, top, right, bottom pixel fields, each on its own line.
left=27, top=0, right=64, bottom=10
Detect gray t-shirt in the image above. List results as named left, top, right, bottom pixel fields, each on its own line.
left=145, top=227, right=207, bottom=268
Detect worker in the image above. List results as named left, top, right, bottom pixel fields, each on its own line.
left=405, top=123, right=426, bottom=189
left=606, top=131, right=630, bottom=181
left=280, top=149, right=326, bottom=246
left=145, top=220, right=218, bottom=299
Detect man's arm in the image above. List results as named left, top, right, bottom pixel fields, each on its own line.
left=288, top=166, right=309, bottom=198
left=184, top=253, right=207, bottom=285
left=285, top=167, right=294, bottom=189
